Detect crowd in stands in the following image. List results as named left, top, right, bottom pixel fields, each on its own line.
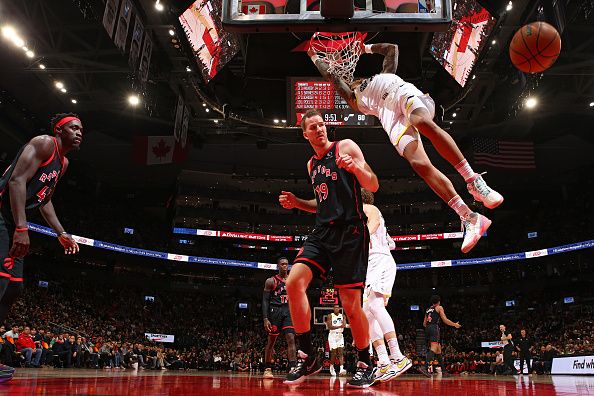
left=1, top=256, right=592, bottom=375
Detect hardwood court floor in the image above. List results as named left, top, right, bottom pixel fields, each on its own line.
left=3, top=369, right=593, bottom=395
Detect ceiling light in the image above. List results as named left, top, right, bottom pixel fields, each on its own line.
left=589, top=102, right=594, bottom=107
left=60, top=88, right=67, bottom=93
left=452, top=112, right=457, bottom=118
left=491, top=40, right=496, bottom=45
left=214, top=119, right=218, bottom=124
left=12, top=36, right=24, bottom=47
left=128, top=95, right=140, bottom=106
left=25, top=50, right=34, bottom=58
left=205, top=108, right=210, bottom=112
left=168, top=29, right=175, bottom=36
left=1, top=26, right=16, bottom=39
left=71, top=99, right=77, bottom=104
left=506, top=1, right=512, bottom=11
left=155, top=1, right=164, bottom=11
left=525, top=97, right=537, bottom=109
left=55, top=81, right=64, bottom=89
left=202, top=103, right=206, bottom=107
left=273, top=119, right=279, bottom=124
left=282, top=119, right=286, bottom=123
left=38, top=64, right=46, bottom=69
left=186, top=66, right=191, bottom=72
left=472, top=75, right=476, bottom=79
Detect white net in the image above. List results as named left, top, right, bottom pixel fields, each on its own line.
left=310, top=32, right=364, bottom=85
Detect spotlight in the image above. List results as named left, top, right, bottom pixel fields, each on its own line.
left=55, top=81, right=64, bottom=89
left=452, top=112, right=457, bottom=118
left=1, top=26, right=16, bottom=39
left=186, top=66, right=191, bottom=72
left=506, top=1, right=512, bottom=11
left=38, top=64, right=46, bottom=69
left=71, top=99, right=77, bottom=104
left=155, top=0, right=164, bottom=11
left=60, top=88, right=67, bottom=93
left=525, top=97, right=537, bottom=109
left=273, top=119, right=279, bottom=124
left=128, top=95, right=140, bottom=106
left=168, top=29, right=175, bottom=36
left=589, top=102, right=594, bottom=107
left=491, top=40, right=496, bottom=45
left=205, top=108, right=210, bottom=112
left=25, top=50, right=34, bottom=58
left=12, top=36, right=24, bottom=47
left=202, top=103, right=206, bottom=107
left=472, top=74, right=476, bottom=79
left=214, top=119, right=219, bottom=124
left=282, top=120, right=286, bottom=123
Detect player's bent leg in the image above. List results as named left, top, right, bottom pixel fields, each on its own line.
left=284, top=264, right=321, bottom=384
left=402, top=140, right=458, bottom=204
left=285, top=263, right=313, bottom=334
left=409, top=107, right=465, bottom=167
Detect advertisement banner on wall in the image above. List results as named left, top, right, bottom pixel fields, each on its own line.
left=144, top=333, right=175, bottom=343
left=552, top=355, right=594, bottom=375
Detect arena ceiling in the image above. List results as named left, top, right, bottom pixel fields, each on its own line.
left=0, top=0, right=593, bottom=189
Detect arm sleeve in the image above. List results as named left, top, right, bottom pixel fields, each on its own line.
left=262, top=290, right=270, bottom=319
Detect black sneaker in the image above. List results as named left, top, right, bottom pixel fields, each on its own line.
left=347, top=364, right=374, bottom=388
left=283, top=351, right=322, bottom=384
left=418, top=366, right=432, bottom=378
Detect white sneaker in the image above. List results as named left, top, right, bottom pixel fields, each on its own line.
left=467, top=174, right=504, bottom=209
left=339, top=368, right=347, bottom=376
left=461, top=213, right=492, bottom=253
left=372, top=363, right=395, bottom=384
left=330, top=365, right=336, bottom=377
left=393, top=357, right=412, bottom=378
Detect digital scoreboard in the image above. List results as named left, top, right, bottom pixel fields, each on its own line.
left=288, top=78, right=375, bottom=127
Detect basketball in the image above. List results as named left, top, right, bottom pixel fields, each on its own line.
left=509, top=22, right=561, bottom=73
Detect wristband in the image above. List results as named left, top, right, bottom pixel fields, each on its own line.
left=364, top=44, right=373, bottom=54
left=15, top=227, right=29, bottom=233
left=58, top=231, right=68, bottom=237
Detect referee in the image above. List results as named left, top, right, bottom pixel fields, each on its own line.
left=499, top=324, right=517, bottom=375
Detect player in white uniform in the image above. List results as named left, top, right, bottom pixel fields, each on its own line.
left=361, top=189, right=412, bottom=385
left=325, top=305, right=348, bottom=376
left=308, top=43, right=503, bottom=254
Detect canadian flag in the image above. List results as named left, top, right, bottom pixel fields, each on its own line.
left=242, top=4, right=265, bottom=14
left=133, top=136, right=181, bottom=165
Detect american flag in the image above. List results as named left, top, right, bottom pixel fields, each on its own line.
left=472, top=138, right=536, bottom=169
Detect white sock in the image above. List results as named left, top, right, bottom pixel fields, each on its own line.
left=448, top=195, right=472, bottom=219
left=387, top=338, right=405, bottom=361
left=375, top=343, right=391, bottom=366
left=455, top=159, right=476, bottom=182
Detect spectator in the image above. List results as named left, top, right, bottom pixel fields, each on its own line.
left=16, top=326, right=42, bottom=367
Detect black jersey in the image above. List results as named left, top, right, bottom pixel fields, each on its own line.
left=308, top=141, right=365, bottom=226
left=0, top=137, right=64, bottom=213
left=269, top=275, right=288, bottom=307
left=425, top=305, right=441, bottom=327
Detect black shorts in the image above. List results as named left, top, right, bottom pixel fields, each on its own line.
left=268, top=305, right=294, bottom=336
left=426, top=325, right=440, bottom=344
left=294, top=222, right=369, bottom=289
left=0, top=211, right=24, bottom=282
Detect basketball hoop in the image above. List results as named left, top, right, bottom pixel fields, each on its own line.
left=309, top=32, right=366, bottom=85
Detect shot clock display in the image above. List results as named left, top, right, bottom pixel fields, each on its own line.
left=288, top=77, right=375, bottom=127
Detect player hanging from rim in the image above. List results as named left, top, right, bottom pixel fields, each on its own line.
left=420, top=295, right=461, bottom=377
left=308, top=42, right=503, bottom=253
left=279, top=109, right=378, bottom=387
left=262, top=257, right=297, bottom=378
left=0, top=113, right=82, bottom=376
left=360, top=189, right=412, bottom=385
left=325, top=304, right=349, bottom=377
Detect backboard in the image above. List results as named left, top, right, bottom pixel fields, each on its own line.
left=222, top=0, right=452, bottom=32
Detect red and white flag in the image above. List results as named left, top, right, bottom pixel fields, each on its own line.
left=242, top=4, right=265, bottom=14
left=133, top=136, right=175, bottom=165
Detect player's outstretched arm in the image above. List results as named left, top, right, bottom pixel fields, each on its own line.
left=307, top=48, right=360, bottom=112
left=362, top=43, right=399, bottom=74
left=437, top=306, right=461, bottom=329
left=335, top=140, right=379, bottom=192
